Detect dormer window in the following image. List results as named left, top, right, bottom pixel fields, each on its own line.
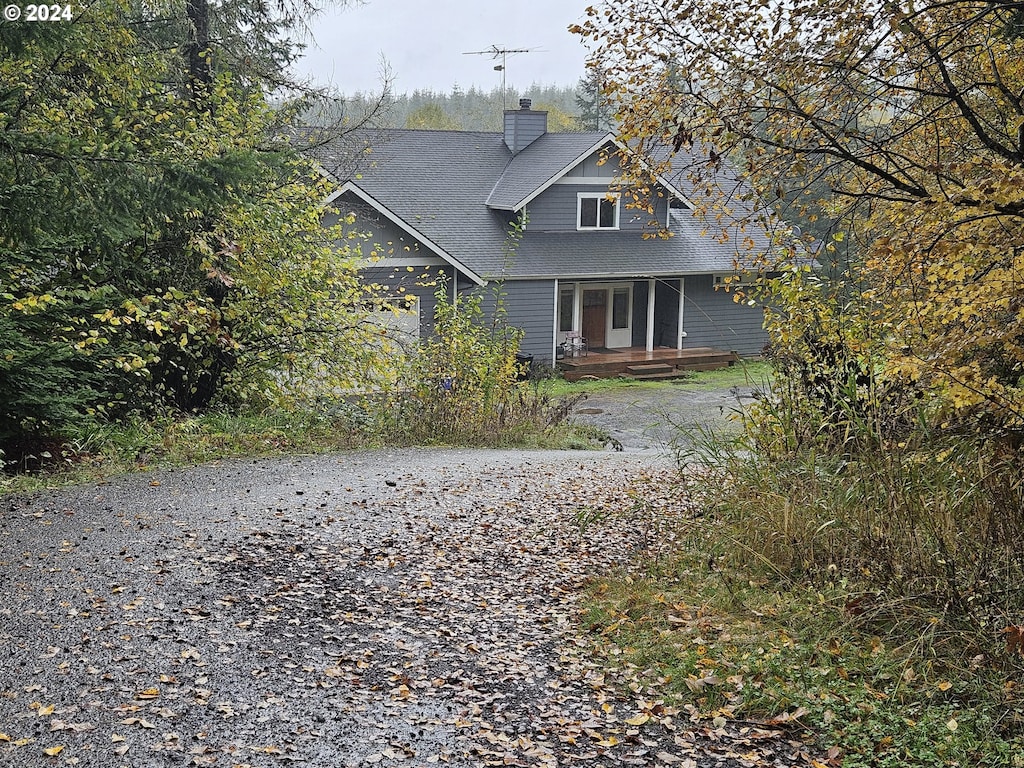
left=577, top=192, right=619, bottom=230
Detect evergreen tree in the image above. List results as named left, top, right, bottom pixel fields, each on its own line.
left=405, top=104, right=462, bottom=130
left=309, top=84, right=587, bottom=132
left=0, top=0, right=391, bottom=463
left=575, top=68, right=613, bottom=131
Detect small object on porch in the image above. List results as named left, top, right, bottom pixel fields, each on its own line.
left=564, top=331, right=588, bottom=358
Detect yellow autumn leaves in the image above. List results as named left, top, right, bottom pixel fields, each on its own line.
left=579, top=0, right=1024, bottom=436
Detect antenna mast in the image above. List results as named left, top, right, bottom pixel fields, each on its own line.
left=462, top=45, right=535, bottom=110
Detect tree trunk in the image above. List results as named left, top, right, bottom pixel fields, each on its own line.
left=186, top=0, right=212, bottom=107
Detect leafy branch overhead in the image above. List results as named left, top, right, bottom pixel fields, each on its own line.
left=576, top=0, right=1024, bottom=431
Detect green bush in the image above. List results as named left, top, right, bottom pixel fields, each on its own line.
left=0, top=304, right=103, bottom=470
left=372, top=284, right=572, bottom=446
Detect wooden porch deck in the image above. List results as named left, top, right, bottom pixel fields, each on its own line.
left=557, top=346, right=738, bottom=381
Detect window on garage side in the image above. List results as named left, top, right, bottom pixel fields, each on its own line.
left=558, top=287, right=575, bottom=332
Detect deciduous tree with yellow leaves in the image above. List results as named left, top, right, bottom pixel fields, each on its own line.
left=576, top=0, right=1024, bottom=439
left=0, top=0, right=394, bottom=462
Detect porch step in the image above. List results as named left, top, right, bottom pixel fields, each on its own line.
left=625, top=363, right=674, bottom=375
left=558, top=347, right=739, bottom=381
left=626, top=370, right=692, bottom=381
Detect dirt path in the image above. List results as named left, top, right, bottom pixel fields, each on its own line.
left=1, top=446, right=800, bottom=767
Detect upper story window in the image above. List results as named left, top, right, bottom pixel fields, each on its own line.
left=577, top=193, right=619, bottom=230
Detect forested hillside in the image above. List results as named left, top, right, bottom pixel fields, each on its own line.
left=303, top=78, right=608, bottom=132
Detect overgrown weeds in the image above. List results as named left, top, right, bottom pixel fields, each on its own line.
left=0, top=381, right=602, bottom=492
left=0, top=408, right=365, bottom=493
left=1, top=285, right=607, bottom=489
left=585, top=350, right=1024, bottom=766
left=365, top=285, right=586, bottom=446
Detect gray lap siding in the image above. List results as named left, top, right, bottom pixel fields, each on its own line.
left=461, top=280, right=556, bottom=364
left=526, top=185, right=666, bottom=232
left=680, top=275, right=767, bottom=357
left=361, top=265, right=453, bottom=338
left=629, top=276, right=767, bottom=357
left=361, top=263, right=555, bottom=360
left=500, top=280, right=556, bottom=363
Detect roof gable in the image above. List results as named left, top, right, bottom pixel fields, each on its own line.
left=326, top=182, right=486, bottom=285
left=485, top=133, right=702, bottom=214
left=486, top=133, right=614, bottom=211
left=311, top=129, right=527, bottom=279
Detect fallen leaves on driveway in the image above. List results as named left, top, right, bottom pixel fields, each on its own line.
left=0, top=451, right=814, bottom=766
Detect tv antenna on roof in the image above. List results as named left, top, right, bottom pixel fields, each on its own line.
left=462, top=45, right=537, bottom=110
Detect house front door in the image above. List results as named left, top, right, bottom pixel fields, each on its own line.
left=582, top=289, right=606, bottom=348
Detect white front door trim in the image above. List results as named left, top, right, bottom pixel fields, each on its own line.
left=580, top=281, right=634, bottom=349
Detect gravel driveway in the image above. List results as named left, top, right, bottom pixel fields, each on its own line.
left=1, top=389, right=801, bottom=768
left=567, top=381, right=760, bottom=453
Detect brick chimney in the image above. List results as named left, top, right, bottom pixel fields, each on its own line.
left=503, top=98, right=548, bottom=154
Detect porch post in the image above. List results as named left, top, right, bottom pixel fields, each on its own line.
left=646, top=278, right=656, bottom=352
left=573, top=282, right=583, bottom=332
left=552, top=280, right=559, bottom=362
left=677, top=277, right=685, bottom=350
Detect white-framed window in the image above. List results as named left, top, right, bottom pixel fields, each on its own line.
left=577, top=192, right=620, bottom=230
left=611, top=286, right=631, bottom=330
left=558, top=287, right=575, bottom=332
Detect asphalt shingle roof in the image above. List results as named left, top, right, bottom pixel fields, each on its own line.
left=504, top=210, right=770, bottom=280
left=485, top=132, right=612, bottom=210
left=308, top=127, right=776, bottom=282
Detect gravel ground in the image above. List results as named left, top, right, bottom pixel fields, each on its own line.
left=0, top=389, right=806, bottom=768
left=567, top=380, right=761, bottom=453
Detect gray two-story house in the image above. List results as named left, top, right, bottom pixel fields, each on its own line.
left=311, top=100, right=773, bottom=375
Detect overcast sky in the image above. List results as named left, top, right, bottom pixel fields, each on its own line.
left=291, top=0, right=595, bottom=95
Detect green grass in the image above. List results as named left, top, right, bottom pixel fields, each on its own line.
left=536, top=359, right=772, bottom=397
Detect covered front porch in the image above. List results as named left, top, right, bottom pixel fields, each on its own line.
left=556, top=278, right=687, bottom=356
left=540, top=275, right=766, bottom=374
left=557, top=346, right=737, bottom=381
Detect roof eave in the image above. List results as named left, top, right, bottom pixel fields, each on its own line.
left=312, top=161, right=343, bottom=198
left=490, top=269, right=742, bottom=281
left=487, top=134, right=701, bottom=213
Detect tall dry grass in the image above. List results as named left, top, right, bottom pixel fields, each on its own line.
left=677, top=358, right=1024, bottom=659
